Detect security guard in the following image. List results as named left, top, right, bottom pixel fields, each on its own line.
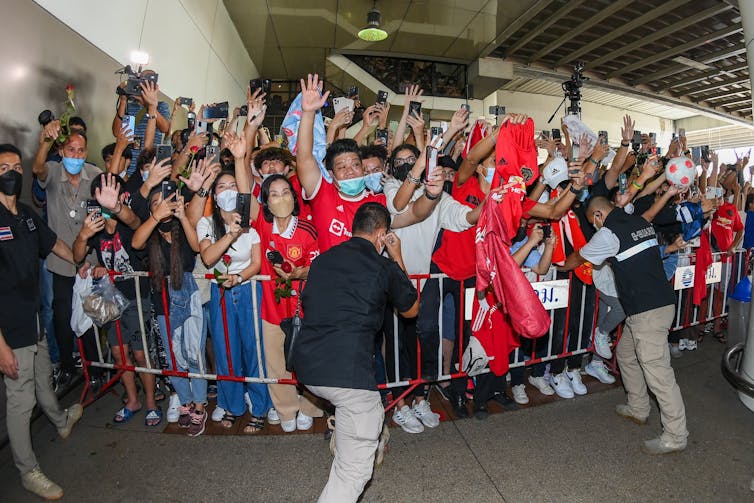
left=0, top=143, right=83, bottom=500
left=563, top=196, right=688, bottom=455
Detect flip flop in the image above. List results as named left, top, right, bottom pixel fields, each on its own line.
left=113, top=406, right=142, bottom=424
left=145, top=408, right=162, bottom=427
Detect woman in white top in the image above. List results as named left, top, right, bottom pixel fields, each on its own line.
left=197, top=170, right=270, bottom=433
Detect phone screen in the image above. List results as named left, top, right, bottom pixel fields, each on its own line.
left=236, top=193, right=251, bottom=228
left=156, top=144, right=173, bottom=163
left=203, top=102, right=229, bottom=119
left=425, top=146, right=438, bottom=180
left=376, top=90, right=388, bottom=105
left=409, top=101, right=422, bottom=117
left=121, top=115, right=136, bottom=135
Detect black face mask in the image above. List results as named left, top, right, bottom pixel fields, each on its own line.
left=443, top=181, right=453, bottom=195
left=158, top=220, right=173, bottom=233
left=0, top=170, right=22, bottom=197
left=392, top=162, right=418, bottom=182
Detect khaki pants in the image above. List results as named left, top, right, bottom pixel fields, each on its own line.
left=306, top=386, right=383, bottom=503
left=4, top=336, right=67, bottom=476
left=616, top=304, right=688, bottom=443
left=262, top=320, right=322, bottom=421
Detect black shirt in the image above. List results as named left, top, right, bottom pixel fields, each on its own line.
left=88, top=223, right=148, bottom=299
left=0, top=202, right=57, bottom=349
left=293, top=237, right=418, bottom=390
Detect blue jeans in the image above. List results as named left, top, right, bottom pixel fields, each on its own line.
left=39, top=259, right=58, bottom=363
left=209, top=282, right=270, bottom=417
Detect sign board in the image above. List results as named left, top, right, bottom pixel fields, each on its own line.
left=465, top=279, right=570, bottom=320
left=673, top=262, right=722, bottom=290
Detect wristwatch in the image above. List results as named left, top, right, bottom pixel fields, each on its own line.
left=197, top=187, right=209, bottom=198
left=144, top=113, right=157, bottom=120
left=235, top=274, right=244, bottom=284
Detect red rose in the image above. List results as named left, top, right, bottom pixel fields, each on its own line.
left=190, top=146, right=199, bottom=154
left=280, top=262, right=293, bottom=273
left=222, top=254, right=232, bottom=266
left=65, top=83, right=74, bottom=92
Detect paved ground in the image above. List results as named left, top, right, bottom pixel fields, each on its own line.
left=1, top=341, right=752, bottom=502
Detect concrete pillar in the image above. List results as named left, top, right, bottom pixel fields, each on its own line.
left=738, top=0, right=754, bottom=122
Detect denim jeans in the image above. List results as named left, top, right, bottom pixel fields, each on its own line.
left=208, top=281, right=270, bottom=417
left=39, top=259, right=58, bottom=363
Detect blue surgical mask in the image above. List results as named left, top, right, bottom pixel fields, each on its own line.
left=484, top=167, right=495, bottom=184
left=62, top=157, right=85, bottom=175
left=142, top=170, right=150, bottom=182
left=364, top=172, right=383, bottom=193
left=338, top=176, right=366, bottom=196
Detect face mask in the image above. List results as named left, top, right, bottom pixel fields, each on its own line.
left=337, top=176, right=366, bottom=197
left=727, top=195, right=735, bottom=204
left=392, top=162, right=414, bottom=182
left=61, top=157, right=85, bottom=175
left=0, top=170, right=23, bottom=197
left=261, top=173, right=275, bottom=181
left=216, top=189, right=238, bottom=212
left=364, top=172, right=383, bottom=193
left=267, top=197, right=294, bottom=218
left=592, top=214, right=602, bottom=231
left=142, top=170, right=150, bottom=182
left=484, top=167, right=495, bottom=185
left=624, top=202, right=634, bottom=215
left=158, top=220, right=173, bottom=233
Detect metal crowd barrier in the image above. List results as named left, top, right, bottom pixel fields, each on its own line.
left=75, top=249, right=748, bottom=410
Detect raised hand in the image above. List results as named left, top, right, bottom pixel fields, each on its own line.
left=406, top=111, right=425, bottom=134
left=450, top=107, right=470, bottom=132
left=179, top=159, right=213, bottom=192
left=499, top=113, right=529, bottom=125
left=140, top=81, right=159, bottom=110
left=331, top=109, right=354, bottom=129
left=402, top=84, right=424, bottom=109
left=226, top=132, right=247, bottom=159
left=153, top=192, right=177, bottom=221
left=80, top=213, right=106, bottom=240
left=621, top=114, right=634, bottom=142
left=40, top=119, right=61, bottom=144
left=300, top=74, right=329, bottom=112
left=94, top=173, right=122, bottom=211
left=144, top=158, right=172, bottom=190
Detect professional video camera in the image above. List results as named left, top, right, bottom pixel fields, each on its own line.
left=561, top=61, right=587, bottom=116
left=115, top=65, right=159, bottom=98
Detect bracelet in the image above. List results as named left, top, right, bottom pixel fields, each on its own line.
left=112, top=201, right=123, bottom=215
left=621, top=141, right=630, bottom=147
left=569, top=185, right=583, bottom=195
left=196, top=187, right=209, bottom=198
left=631, top=181, right=643, bottom=190
left=406, top=173, right=422, bottom=184
left=587, top=156, right=598, bottom=165
left=150, top=213, right=160, bottom=224
left=424, top=190, right=440, bottom=200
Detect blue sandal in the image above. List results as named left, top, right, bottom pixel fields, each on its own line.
left=145, top=408, right=162, bottom=427
left=113, top=406, right=141, bottom=424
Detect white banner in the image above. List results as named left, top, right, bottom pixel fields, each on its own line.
left=531, top=279, right=570, bottom=310
left=673, top=262, right=722, bottom=290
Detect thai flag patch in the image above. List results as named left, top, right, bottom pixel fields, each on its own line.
left=0, top=226, right=13, bottom=241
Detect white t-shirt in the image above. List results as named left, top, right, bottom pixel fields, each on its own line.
left=197, top=217, right=260, bottom=282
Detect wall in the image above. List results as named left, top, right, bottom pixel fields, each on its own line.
left=32, top=0, right=258, bottom=107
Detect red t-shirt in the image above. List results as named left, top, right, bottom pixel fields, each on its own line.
left=711, top=201, right=743, bottom=251
left=305, top=177, right=386, bottom=252
left=253, top=212, right=320, bottom=324
left=432, top=174, right=485, bottom=280
left=253, top=174, right=312, bottom=222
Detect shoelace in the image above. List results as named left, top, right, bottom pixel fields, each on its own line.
left=29, top=472, right=53, bottom=488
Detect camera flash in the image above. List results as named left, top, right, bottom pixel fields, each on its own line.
left=130, top=50, right=150, bottom=66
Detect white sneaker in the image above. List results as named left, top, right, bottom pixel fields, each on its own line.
left=267, top=408, right=281, bottom=425
left=669, top=343, right=682, bottom=359
left=211, top=406, right=226, bottom=422
left=296, top=412, right=314, bottom=431
left=166, top=394, right=181, bottom=423
left=684, top=338, right=697, bottom=350
left=22, top=468, right=63, bottom=500
left=511, top=384, right=529, bottom=405
left=57, top=403, right=83, bottom=439
left=281, top=417, right=297, bottom=433
left=528, top=375, right=555, bottom=396
left=678, top=338, right=688, bottom=350
left=550, top=372, right=575, bottom=399
left=392, top=405, right=424, bottom=433
left=585, top=360, right=616, bottom=384
left=566, top=369, right=588, bottom=395
left=593, top=328, right=612, bottom=359
left=412, top=400, right=440, bottom=428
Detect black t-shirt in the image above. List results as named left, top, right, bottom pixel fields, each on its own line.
left=88, top=223, right=148, bottom=299
left=0, top=202, right=57, bottom=349
left=293, top=237, right=418, bottom=390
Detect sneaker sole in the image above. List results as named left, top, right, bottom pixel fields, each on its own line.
left=585, top=367, right=616, bottom=385
left=616, top=410, right=648, bottom=425
left=641, top=444, right=686, bottom=455
left=22, top=485, right=63, bottom=500
left=529, top=384, right=555, bottom=396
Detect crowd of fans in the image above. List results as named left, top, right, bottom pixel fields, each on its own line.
left=7, top=69, right=753, bottom=441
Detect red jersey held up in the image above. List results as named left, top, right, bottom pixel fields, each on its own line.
left=711, top=201, right=743, bottom=252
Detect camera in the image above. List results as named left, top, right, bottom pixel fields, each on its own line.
left=541, top=223, right=551, bottom=239
left=561, top=61, right=587, bottom=116
left=489, top=105, right=506, bottom=116
left=116, top=66, right=159, bottom=97
left=250, top=78, right=271, bottom=97
left=38, top=110, right=55, bottom=127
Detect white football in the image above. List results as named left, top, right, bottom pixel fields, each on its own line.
left=665, top=156, right=695, bottom=188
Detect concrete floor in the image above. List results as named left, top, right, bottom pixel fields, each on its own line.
left=0, top=341, right=752, bottom=502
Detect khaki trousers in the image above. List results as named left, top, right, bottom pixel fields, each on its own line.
left=306, top=385, right=383, bottom=503
left=4, top=336, right=67, bottom=475
left=262, top=320, right=322, bottom=421
left=616, top=304, right=688, bottom=443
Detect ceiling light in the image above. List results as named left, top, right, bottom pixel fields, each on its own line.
left=672, top=56, right=713, bottom=71
left=358, top=4, right=388, bottom=42
left=130, top=50, right=150, bottom=66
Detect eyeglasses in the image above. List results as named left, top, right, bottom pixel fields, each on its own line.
left=393, top=156, right=416, bottom=166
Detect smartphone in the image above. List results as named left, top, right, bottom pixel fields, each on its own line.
left=86, top=199, right=102, bottom=219
left=121, top=115, right=136, bottom=135
left=195, top=120, right=209, bottom=135
left=541, top=224, right=551, bottom=239
left=425, top=145, right=439, bottom=180
left=266, top=250, right=284, bottom=265
left=598, top=130, right=608, bottom=145
left=541, top=130, right=551, bottom=140
left=333, top=97, right=355, bottom=114
left=701, top=145, right=710, bottom=163
left=347, top=86, right=359, bottom=99
left=678, top=128, right=686, bottom=138
left=161, top=180, right=177, bottom=201
left=236, top=193, right=251, bottom=228
left=461, top=104, right=470, bottom=113
left=376, top=128, right=389, bottom=145
left=187, top=111, right=196, bottom=132
left=177, top=97, right=193, bottom=107
left=408, top=101, right=422, bottom=118
left=489, top=105, right=506, bottom=116
left=655, top=147, right=662, bottom=156
left=430, top=126, right=442, bottom=137
left=618, top=172, right=628, bottom=194
left=649, top=132, right=656, bottom=144
left=551, top=128, right=561, bottom=141
left=691, top=146, right=702, bottom=164
left=376, top=90, right=388, bottom=106
left=155, top=144, right=173, bottom=163
left=631, top=131, right=642, bottom=150
left=250, top=78, right=271, bottom=96
left=206, top=145, right=220, bottom=165
left=203, top=102, right=229, bottom=119
left=218, top=119, right=227, bottom=134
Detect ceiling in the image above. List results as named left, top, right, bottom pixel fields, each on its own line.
left=224, top=0, right=751, bottom=125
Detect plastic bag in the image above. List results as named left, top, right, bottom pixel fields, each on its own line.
left=82, top=277, right=130, bottom=327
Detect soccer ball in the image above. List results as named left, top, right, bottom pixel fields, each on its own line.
left=665, top=156, right=695, bottom=188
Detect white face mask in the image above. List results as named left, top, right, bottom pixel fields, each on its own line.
left=216, top=189, right=238, bottom=212
left=142, top=170, right=149, bottom=182
left=727, top=194, right=735, bottom=204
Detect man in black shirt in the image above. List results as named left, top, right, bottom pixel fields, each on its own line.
left=294, top=202, right=418, bottom=502
left=0, top=144, right=83, bottom=500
